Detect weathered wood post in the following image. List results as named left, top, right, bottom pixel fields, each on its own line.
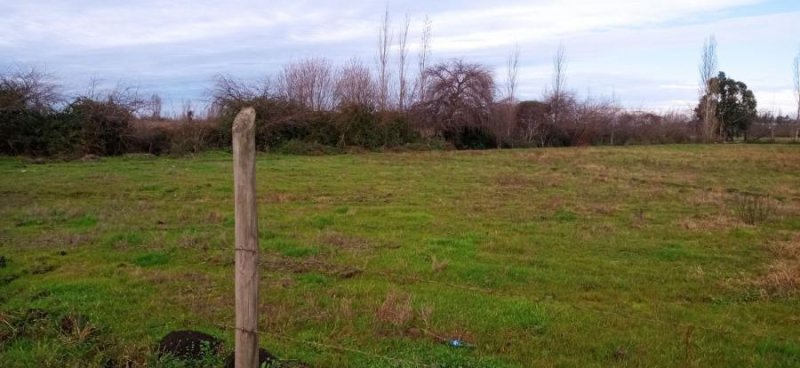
left=232, top=107, right=259, bottom=368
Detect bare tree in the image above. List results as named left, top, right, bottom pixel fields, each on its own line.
left=792, top=47, right=800, bottom=141
left=377, top=6, right=392, bottom=111
left=419, top=59, right=495, bottom=134
left=277, top=57, right=335, bottom=111
left=416, top=15, right=432, bottom=105
left=335, top=58, right=376, bottom=107
left=699, top=35, right=719, bottom=141
left=502, top=44, right=520, bottom=145
left=571, top=94, right=619, bottom=146
left=609, top=90, right=620, bottom=145
left=397, top=13, right=411, bottom=111
left=548, top=44, right=567, bottom=126
left=0, top=67, right=60, bottom=113
left=793, top=47, right=800, bottom=122
left=505, top=45, right=520, bottom=102
left=211, top=74, right=270, bottom=106
left=147, top=93, right=162, bottom=120
left=103, top=83, right=147, bottom=113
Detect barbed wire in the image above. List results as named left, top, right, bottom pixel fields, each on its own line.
left=213, top=322, right=425, bottom=367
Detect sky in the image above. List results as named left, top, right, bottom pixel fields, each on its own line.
left=2, top=0, right=799, bottom=115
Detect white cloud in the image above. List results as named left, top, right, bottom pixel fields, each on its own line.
left=2, top=0, right=797, bottom=113
left=0, top=0, right=765, bottom=50
left=428, top=0, right=763, bottom=51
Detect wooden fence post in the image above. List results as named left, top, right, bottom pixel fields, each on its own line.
left=233, top=107, right=259, bottom=368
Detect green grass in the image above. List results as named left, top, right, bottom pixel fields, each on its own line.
left=1, top=145, right=799, bottom=367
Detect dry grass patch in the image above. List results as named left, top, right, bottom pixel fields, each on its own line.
left=317, top=231, right=371, bottom=251
left=262, top=255, right=362, bottom=279
left=59, top=313, right=97, bottom=345
left=494, top=174, right=538, bottom=188
left=206, top=211, right=223, bottom=224
left=688, top=189, right=728, bottom=207
left=680, top=214, right=738, bottom=232
left=376, top=290, right=414, bottom=328
left=338, top=297, right=354, bottom=321
left=263, top=192, right=301, bottom=203
left=431, top=255, right=449, bottom=273
left=757, top=234, right=800, bottom=297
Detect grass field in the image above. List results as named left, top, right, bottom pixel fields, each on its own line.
left=1, top=145, right=799, bottom=367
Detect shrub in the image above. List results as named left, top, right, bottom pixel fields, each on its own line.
left=336, top=104, right=382, bottom=148
left=381, top=112, right=419, bottom=147
left=0, top=69, right=79, bottom=156
left=443, top=126, right=497, bottom=149
left=169, top=121, right=217, bottom=155
left=66, top=98, right=135, bottom=156
left=275, top=139, right=341, bottom=155
left=215, top=96, right=294, bottom=150
left=0, top=110, right=81, bottom=156
left=732, top=193, right=775, bottom=225
left=128, top=122, right=172, bottom=155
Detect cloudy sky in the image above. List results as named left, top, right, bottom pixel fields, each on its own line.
left=2, top=0, right=799, bottom=115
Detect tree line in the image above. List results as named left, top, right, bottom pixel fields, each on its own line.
left=2, top=15, right=799, bottom=157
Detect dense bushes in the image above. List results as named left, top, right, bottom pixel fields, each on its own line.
left=443, top=126, right=497, bottom=149
left=0, top=110, right=81, bottom=155
left=0, top=69, right=224, bottom=157
left=213, top=96, right=420, bottom=152
left=1, top=97, right=141, bottom=157
left=66, top=98, right=134, bottom=156
left=0, top=93, right=785, bottom=158
left=128, top=120, right=220, bottom=155
left=0, top=88, right=423, bottom=157
left=0, top=69, right=79, bottom=156
left=2, top=68, right=798, bottom=158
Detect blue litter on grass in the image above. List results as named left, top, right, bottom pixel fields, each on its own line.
left=449, top=339, right=465, bottom=348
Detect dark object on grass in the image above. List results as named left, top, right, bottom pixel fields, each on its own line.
left=224, top=348, right=278, bottom=368
left=30, top=263, right=56, bottom=275
left=338, top=268, right=362, bottom=279
left=59, top=251, right=67, bottom=256
left=613, top=346, right=628, bottom=360
left=278, top=360, right=312, bottom=367
left=59, top=313, right=90, bottom=334
left=0, top=256, right=6, bottom=268
left=101, top=357, right=135, bottom=368
left=157, top=330, right=222, bottom=360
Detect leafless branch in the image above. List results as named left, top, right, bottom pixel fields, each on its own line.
left=416, top=15, right=432, bottom=105
left=419, top=59, right=495, bottom=132
left=377, top=6, right=392, bottom=111
left=397, top=13, right=411, bottom=111
left=699, top=35, right=719, bottom=141
left=793, top=46, right=800, bottom=121
left=0, top=67, right=61, bottom=113
left=335, top=58, right=376, bottom=108
left=277, top=57, right=335, bottom=111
